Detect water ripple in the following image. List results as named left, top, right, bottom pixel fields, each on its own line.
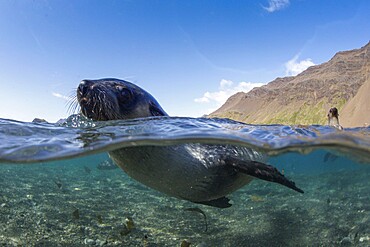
left=0, top=115, right=369, bottom=163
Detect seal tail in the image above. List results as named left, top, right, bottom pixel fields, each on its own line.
left=225, top=157, right=304, bottom=193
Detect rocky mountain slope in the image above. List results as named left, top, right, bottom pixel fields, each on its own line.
left=210, top=42, right=370, bottom=127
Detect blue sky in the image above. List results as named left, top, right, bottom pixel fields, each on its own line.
left=0, top=0, right=369, bottom=122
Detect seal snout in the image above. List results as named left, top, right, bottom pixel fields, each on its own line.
left=77, top=80, right=97, bottom=119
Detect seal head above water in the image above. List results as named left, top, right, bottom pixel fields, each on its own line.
left=327, top=107, right=343, bottom=130
left=77, top=79, right=167, bottom=121
left=77, top=78, right=303, bottom=208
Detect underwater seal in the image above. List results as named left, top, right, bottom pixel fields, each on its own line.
left=77, top=78, right=303, bottom=208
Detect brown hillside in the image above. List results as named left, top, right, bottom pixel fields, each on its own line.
left=210, top=42, right=370, bottom=127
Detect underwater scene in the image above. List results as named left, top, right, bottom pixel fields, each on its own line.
left=0, top=116, right=369, bottom=246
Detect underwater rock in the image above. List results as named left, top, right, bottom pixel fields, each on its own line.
left=125, top=217, right=135, bottom=230
left=119, top=224, right=131, bottom=236
left=339, top=236, right=352, bottom=246
left=72, top=209, right=80, bottom=220
left=359, top=236, right=370, bottom=242
left=119, top=217, right=135, bottom=236
left=95, top=239, right=107, bottom=246
left=84, top=238, right=95, bottom=245
left=96, top=214, right=103, bottom=224
left=181, top=240, right=191, bottom=247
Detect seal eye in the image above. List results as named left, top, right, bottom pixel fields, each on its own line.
left=116, top=85, right=133, bottom=104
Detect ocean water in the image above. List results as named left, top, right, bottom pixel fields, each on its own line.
left=0, top=115, right=369, bottom=246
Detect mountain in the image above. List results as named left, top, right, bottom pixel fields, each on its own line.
left=210, top=42, right=370, bottom=127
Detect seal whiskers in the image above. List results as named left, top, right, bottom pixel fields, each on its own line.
left=67, top=91, right=80, bottom=115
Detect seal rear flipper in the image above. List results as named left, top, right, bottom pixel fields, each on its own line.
left=224, top=157, right=304, bottom=194
left=195, top=197, right=232, bottom=208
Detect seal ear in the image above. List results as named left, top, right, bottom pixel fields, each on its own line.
left=149, top=101, right=166, bottom=116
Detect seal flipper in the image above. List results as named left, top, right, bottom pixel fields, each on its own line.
left=224, top=157, right=304, bottom=193
left=196, top=197, right=232, bottom=208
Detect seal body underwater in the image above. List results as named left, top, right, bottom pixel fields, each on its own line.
left=77, top=78, right=303, bottom=208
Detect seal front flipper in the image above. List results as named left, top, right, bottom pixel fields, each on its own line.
left=195, top=197, right=232, bottom=208
left=224, top=157, right=304, bottom=193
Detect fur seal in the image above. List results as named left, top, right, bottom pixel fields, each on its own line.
left=77, top=78, right=303, bottom=208
left=327, top=107, right=343, bottom=130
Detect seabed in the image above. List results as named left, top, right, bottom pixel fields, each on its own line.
left=0, top=160, right=369, bottom=247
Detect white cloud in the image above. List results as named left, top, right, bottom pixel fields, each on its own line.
left=220, top=79, right=233, bottom=89
left=263, top=0, right=290, bottom=13
left=195, top=79, right=265, bottom=106
left=52, top=92, right=70, bottom=101
left=285, top=55, right=315, bottom=76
